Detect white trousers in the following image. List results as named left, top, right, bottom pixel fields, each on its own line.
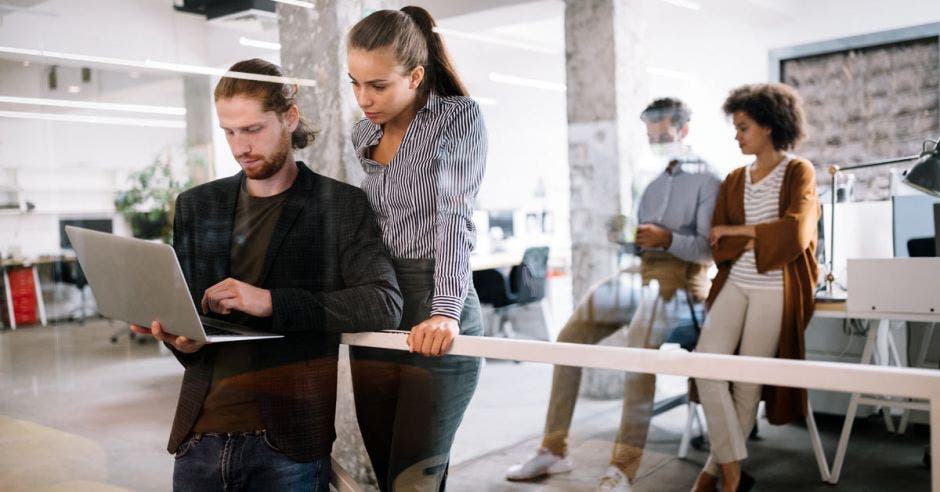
left=695, top=281, right=783, bottom=474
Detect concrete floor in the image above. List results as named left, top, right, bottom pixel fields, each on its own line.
left=0, top=319, right=933, bottom=491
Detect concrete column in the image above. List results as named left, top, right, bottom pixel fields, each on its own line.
left=565, top=0, right=648, bottom=398
left=182, top=75, right=214, bottom=184
left=278, top=2, right=398, bottom=487
left=278, top=0, right=398, bottom=186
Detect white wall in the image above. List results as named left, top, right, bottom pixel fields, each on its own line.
left=3, top=0, right=940, bottom=261
left=0, top=0, right=281, bottom=257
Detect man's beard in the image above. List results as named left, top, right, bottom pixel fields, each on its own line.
left=241, top=132, right=291, bottom=180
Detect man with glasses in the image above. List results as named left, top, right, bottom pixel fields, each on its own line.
left=505, top=98, right=722, bottom=491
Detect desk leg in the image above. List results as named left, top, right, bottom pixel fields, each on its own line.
left=806, top=399, right=832, bottom=482
left=932, top=398, right=940, bottom=492
left=901, top=323, right=937, bottom=434
left=881, top=322, right=900, bottom=433
left=31, top=266, right=47, bottom=327
left=829, top=318, right=883, bottom=484
left=2, top=267, right=15, bottom=330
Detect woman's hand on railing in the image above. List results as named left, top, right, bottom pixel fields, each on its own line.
left=407, top=315, right=459, bottom=357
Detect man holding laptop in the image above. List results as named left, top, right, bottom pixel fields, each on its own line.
left=130, top=58, right=403, bottom=491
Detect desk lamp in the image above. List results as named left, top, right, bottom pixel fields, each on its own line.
left=818, top=138, right=940, bottom=302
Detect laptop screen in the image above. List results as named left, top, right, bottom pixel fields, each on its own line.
left=935, top=203, right=940, bottom=257
left=892, top=194, right=940, bottom=257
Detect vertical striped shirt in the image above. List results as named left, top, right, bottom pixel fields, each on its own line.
left=352, top=92, right=487, bottom=320
left=729, top=155, right=791, bottom=289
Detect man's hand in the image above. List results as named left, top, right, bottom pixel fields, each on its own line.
left=130, top=321, right=204, bottom=354
left=635, top=223, right=673, bottom=249
left=200, top=278, right=273, bottom=317
left=407, top=315, right=459, bottom=357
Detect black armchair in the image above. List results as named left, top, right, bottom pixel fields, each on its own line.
left=473, top=246, right=550, bottom=339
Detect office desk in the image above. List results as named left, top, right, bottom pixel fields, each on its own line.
left=812, top=302, right=940, bottom=483
left=470, top=251, right=522, bottom=271
left=1, top=255, right=77, bottom=329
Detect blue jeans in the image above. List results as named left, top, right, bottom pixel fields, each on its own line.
left=172, top=431, right=330, bottom=492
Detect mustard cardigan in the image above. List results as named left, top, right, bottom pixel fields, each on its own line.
left=707, top=157, right=821, bottom=425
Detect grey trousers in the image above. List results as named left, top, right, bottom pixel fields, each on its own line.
left=350, top=259, right=482, bottom=492
left=695, top=281, right=783, bottom=474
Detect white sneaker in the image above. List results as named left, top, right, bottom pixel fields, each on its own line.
left=596, top=466, right=633, bottom=492
left=505, top=448, right=573, bottom=481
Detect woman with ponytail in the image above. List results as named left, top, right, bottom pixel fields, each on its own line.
left=345, top=6, right=487, bottom=491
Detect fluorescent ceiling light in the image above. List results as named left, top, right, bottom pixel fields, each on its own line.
left=271, top=0, right=314, bottom=8
left=646, top=66, right=692, bottom=80
left=471, top=96, right=499, bottom=107
left=489, top=72, right=566, bottom=92
left=0, top=46, right=318, bottom=87
left=0, top=110, right=185, bottom=129
left=0, top=4, right=59, bottom=17
left=657, top=0, right=702, bottom=10
left=239, top=37, right=281, bottom=51
left=433, top=27, right=561, bottom=55
left=0, top=96, right=186, bottom=116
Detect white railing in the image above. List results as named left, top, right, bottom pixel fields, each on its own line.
left=333, top=332, right=940, bottom=491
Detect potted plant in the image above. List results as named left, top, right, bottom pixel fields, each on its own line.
left=114, top=150, right=189, bottom=243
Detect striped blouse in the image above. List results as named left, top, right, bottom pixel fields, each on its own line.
left=728, top=155, right=791, bottom=289
left=352, top=92, right=487, bottom=320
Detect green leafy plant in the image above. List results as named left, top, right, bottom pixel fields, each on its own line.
left=114, top=151, right=189, bottom=243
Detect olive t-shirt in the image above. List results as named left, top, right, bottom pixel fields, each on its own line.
left=193, top=178, right=288, bottom=433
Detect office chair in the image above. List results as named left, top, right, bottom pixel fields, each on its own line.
left=53, top=259, right=94, bottom=324
left=473, top=246, right=550, bottom=340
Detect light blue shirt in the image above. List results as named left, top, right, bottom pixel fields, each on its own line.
left=636, top=159, right=722, bottom=264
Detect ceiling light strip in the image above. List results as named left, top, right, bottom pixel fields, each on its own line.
left=433, top=27, right=561, bottom=55
left=239, top=37, right=281, bottom=51
left=0, top=110, right=185, bottom=128
left=0, top=95, right=186, bottom=115
left=0, top=46, right=317, bottom=87
left=488, top=72, right=566, bottom=92
left=271, top=0, right=314, bottom=8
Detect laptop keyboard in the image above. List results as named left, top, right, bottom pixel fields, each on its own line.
left=201, top=317, right=248, bottom=336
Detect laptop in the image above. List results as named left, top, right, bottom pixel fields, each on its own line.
left=65, top=225, right=282, bottom=343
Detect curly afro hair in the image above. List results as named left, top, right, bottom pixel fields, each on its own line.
left=722, top=83, right=806, bottom=151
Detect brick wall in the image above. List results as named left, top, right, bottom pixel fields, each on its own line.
left=782, top=37, right=939, bottom=201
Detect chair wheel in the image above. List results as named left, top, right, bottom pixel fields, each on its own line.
left=110, top=336, right=119, bottom=344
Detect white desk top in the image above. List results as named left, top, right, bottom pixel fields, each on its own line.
left=814, top=301, right=940, bottom=323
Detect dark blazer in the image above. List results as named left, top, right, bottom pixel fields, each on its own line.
left=167, top=162, right=402, bottom=461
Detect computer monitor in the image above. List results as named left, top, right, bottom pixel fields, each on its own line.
left=59, top=218, right=113, bottom=250
left=891, top=194, right=940, bottom=257
left=934, top=203, right=940, bottom=257
left=487, top=210, right=514, bottom=238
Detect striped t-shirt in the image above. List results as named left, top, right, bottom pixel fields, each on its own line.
left=352, top=92, right=487, bottom=320
left=728, top=155, right=791, bottom=289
